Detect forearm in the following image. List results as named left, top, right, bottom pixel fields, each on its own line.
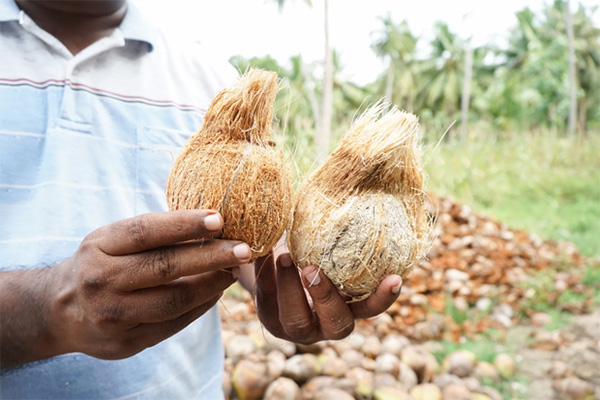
left=0, top=267, right=63, bottom=369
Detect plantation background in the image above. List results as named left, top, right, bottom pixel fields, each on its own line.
left=228, top=0, right=599, bottom=258
left=167, top=0, right=600, bottom=398
left=220, top=5, right=600, bottom=395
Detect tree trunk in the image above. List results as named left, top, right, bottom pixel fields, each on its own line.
left=315, top=0, right=333, bottom=163
left=566, top=0, right=577, bottom=135
left=460, top=41, right=473, bottom=141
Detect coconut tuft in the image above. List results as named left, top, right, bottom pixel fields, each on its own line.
left=167, top=68, right=291, bottom=259
left=288, top=102, right=432, bottom=301
left=198, top=68, right=278, bottom=145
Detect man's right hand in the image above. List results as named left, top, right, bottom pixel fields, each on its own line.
left=0, top=209, right=248, bottom=369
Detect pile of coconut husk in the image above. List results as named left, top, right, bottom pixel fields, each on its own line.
left=220, top=315, right=516, bottom=400
left=379, top=194, right=591, bottom=342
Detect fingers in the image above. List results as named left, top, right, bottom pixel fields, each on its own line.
left=117, top=239, right=251, bottom=289
left=300, top=265, right=355, bottom=341
left=253, top=253, right=286, bottom=338
left=350, top=275, right=402, bottom=319
left=255, top=253, right=400, bottom=345
left=275, top=254, right=319, bottom=343
left=122, top=269, right=238, bottom=323
left=129, top=293, right=223, bottom=356
left=94, top=210, right=224, bottom=255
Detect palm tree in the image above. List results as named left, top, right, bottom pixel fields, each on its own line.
left=570, top=2, right=600, bottom=132
left=371, top=17, right=419, bottom=111
left=500, top=0, right=600, bottom=132
left=420, top=22, right=465, bottom=137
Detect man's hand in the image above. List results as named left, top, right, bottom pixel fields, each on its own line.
left=0, top=210, right=249, bottom=369
left=253, top=252, right=402, bottom=344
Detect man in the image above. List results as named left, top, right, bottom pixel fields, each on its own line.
left=0, top=0, right=402, bottom=398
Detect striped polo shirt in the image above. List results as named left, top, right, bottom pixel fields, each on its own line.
left=0, top=0, right=237, bottom=398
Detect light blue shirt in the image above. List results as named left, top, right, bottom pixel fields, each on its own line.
left=0, top=0, right=237, bottom=398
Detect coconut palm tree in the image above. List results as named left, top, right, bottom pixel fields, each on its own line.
left=418, top=22, right=466, bottom=138
left=371, top=17, right=420, bottom=112
left=499, top=0, right=599, bottom=132
left=569, top=2, right=600, bottom=132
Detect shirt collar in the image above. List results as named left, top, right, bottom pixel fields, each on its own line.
left=119, top=2, right=159, bottom=52
left=0, top=0, right=158, bottom=52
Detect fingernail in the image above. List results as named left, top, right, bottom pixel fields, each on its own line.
left=391, top=276, right=403, bottom=294
left=280, top=253, right=292, bottom=267
left=231, top=267, right=241, bottom=280
left=304, top=266, right=320, bottom=286
left=233, top=243, right=251, bottom=262
left=204, top=213, right=222, bottom=231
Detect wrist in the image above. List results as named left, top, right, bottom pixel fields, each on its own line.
left=42, top=259, right=80, bottom=359
left=0, top=264, right=71, bottom=368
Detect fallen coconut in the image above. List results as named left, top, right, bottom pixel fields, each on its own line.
left=473, top=361, right=500, bottom=382
left=264, top=377, right=301, bottom=400
left=301, top=376, right=337, bottom=399
left=231, top=357, right=273, bottom=400
left=373, top=386, right=412, bottom=400
left=492, top=353, right=515, bottom=379
left=409, top=383, right=442, bottom=400
left=441, top=383, right=472, bottom=400
left=287, top=103, right=431, bottom=300
left=442, top=350, right=477, bottom=378
left=313, top=387, right=355, bottom=400
left=374, top=353, right=401, bottom=376
left=398, top=361, right=418, bottom=389
left=319, top=356, right=348, bottom=378
left=282, top=354, right=319, bottom=384
left=167, top=68, right=291, bottom=259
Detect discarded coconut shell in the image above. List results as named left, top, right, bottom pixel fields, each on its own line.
left=288, top=104, right=431, bottom=300
left=167, top=68, right=291, bottom=259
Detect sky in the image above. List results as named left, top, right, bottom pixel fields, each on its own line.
left=134, top=0, right=599, bottom=85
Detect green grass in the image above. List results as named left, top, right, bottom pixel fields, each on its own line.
left=423, top=130, right=600, bottom=256
left=583, top=264, right=600, bottom=286
left=542, top=308, right=573, bottom=331
left=432, top=338, right=505, bottom=365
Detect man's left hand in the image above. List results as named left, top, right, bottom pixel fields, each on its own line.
left=252, top=252, right=402, bottom=344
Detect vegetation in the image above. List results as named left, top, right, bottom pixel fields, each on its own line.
left=424, top=132, right=600, bottom=256
left=229, top=0, right=600, bottom=256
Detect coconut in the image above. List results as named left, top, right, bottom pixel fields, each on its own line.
left=166, top=68, right=291, bottom=259
left=287, top=103, right=431, bottom=300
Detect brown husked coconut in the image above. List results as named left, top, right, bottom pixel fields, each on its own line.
left=287, top=104, right=432, bottom=301
left=167, top=68, right=291, bottom=259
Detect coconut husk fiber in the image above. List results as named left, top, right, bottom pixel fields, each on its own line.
left=167, top=68, right=291, bottom=259
left=287, top=103, right=432, bottom=301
